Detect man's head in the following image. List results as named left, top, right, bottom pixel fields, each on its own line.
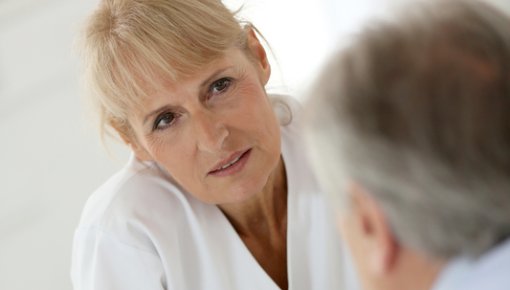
left=305, top=1, right=510, bottom=290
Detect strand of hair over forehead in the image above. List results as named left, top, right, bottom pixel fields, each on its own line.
left=81, top=0, right=247, bottom=135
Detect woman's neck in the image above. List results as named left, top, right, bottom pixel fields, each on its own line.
left=219, top=157, right=289, bottom=289
left=218, top=157, right=288, bottom=239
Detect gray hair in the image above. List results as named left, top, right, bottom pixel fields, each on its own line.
left=305, top=0, right=510, bottom=259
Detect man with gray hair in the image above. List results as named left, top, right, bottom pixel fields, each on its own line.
left=305, top=1, right=510, bottom=290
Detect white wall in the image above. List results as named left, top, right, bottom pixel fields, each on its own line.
left=1, top=1, right=509, bottom=290
left=0, top=1, right=129, bottom=290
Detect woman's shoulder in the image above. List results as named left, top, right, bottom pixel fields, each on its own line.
left=273, top=94, right=324, bottom=196
left=75, top=156, right=190, bottom=237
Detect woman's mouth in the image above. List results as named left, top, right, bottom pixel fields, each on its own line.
left=208, top=149, right=251, bottom=177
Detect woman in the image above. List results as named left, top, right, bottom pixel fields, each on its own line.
left=71, top=0, right=356, bottom=289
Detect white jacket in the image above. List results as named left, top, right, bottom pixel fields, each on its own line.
left=71, top=99, right=358, bottom=290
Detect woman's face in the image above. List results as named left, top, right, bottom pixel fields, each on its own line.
left=127, top=36, right=282, bottom=205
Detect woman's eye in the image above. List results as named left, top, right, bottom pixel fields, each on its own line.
left=153, top=112, right=176, bottom=131
left=209, top=77, right=232, bottom=95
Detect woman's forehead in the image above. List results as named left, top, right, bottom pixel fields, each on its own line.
left=131, top=49, right=249, bottom=114
left=153, top=48, right=248, bottom=89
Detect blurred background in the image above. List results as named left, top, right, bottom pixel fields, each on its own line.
left=0, top=0, right=509, bottom=289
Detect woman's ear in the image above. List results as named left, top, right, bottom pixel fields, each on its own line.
left=111, top=119, right=153, bottom=161
left=246, top=28, right=271, bottom=85
left=128, top=141, right=152, bottom=161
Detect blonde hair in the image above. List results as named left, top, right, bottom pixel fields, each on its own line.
left=79, top=0, right=250, bottom=138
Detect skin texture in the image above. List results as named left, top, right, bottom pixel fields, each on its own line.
left=123, top=31, right=289, bottom=289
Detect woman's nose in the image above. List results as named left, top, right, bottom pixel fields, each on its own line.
left=193, top=111, right=229, bottom=153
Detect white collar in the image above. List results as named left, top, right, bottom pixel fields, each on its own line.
left=432, top=238, right=510, bottom=290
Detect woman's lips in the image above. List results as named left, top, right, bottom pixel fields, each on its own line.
left=208, top=149, right=251, bottom=177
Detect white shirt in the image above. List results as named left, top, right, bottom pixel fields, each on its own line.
left=71, top=99, right=358, bottom=290
left=432, top=238, right=510, bottom=290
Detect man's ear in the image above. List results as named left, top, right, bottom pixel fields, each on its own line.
left=349, top=182, right=400, bottom=276
left=246, top=27, right=271, bottom=85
